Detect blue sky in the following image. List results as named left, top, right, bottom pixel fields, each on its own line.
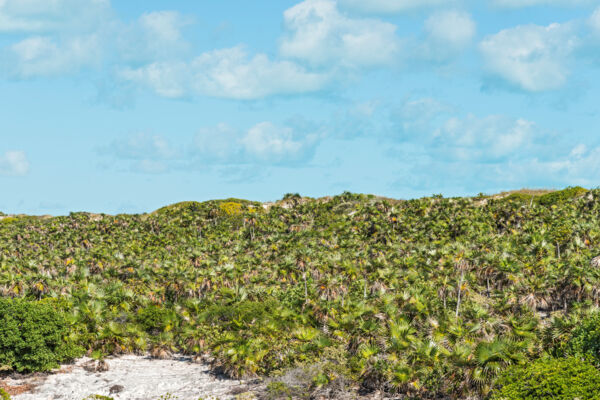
left=1, top=0, right=600, bottom=215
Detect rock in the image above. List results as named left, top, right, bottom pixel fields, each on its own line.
left=150, top=347, right=172, bottom=360
left=97, top=360, right=109, bottom=372
left=109, top=384, right=124, bottom=394
left=82, top=360, right=109, bottom=373
left=591, top=256, right=600, bottom=268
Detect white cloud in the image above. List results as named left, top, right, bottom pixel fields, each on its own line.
left=101, top=133, right=179, bottom=174
left=0, top=0, right=111, bottom=33
left=394, top=97, right=453, bottom=137
left=279, top=0, right=401, bottom=68
left=479, top=23, right=578, bottom=91
left=7, top=35, right=101, bottom=78
left=421, top=10, right=476, bottom=60
left=118, top=11, right=191, bottom=63
left=0, top=151, right=30, bottom=176
left=492, top=0, right=597, bottom=8
left=241, top=122, right=316, bottom=163
left=139, top=11, right=186, bottom=44
left=194, top=123, right=241, bottom=162
left=589, top=7, right=600, bottom=35
left=434, top=114, right=539, bottom=161
left=425, top=11, right=475, bottom=49
left=338, top=0, right=450, bottom=14
left=107, top=133, right=177, bottom=160
left=530, top=144, right=600, bottom=187
left=120, top=46, right=329, bottom=99
left=104, top=120, right=324, bottom=173
left=1, top=2, right=192, bottom=79
left=194, top=121, right=321, bottom=165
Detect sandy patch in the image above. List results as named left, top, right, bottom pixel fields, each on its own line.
left=3, top=355, right=252, bottom=400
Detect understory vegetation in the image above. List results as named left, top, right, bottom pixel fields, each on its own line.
left=2, top=187, right=600, bottom=398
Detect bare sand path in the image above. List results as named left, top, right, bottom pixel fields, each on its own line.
left=3, top=355, right=252, bottom=400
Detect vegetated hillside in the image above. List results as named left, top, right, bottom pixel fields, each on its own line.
left=1, top=187, right=600, bottom=398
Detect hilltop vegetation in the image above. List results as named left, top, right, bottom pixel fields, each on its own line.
left=1, top=187, right=600, bottom=398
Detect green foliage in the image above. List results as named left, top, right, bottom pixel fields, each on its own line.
left=137, top=305, right=174, bottom=333
left=266, top=381, right=293, bottom=399
left=0, top=388, right=11, bottom=400
left=1, top=188, right=600, bottom=397
left=562, top=312, right=600, bottom=366
left=537, top=186, right=588, bottom=206
left=491, top=357, right=600, bottom=400
left=0, top=298, right=82, bottom=372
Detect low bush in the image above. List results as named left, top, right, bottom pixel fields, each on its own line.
left=136, top=305, right=174, bottom=334
left=0, top=298, right=81, bottom=372
left=537, top=186, right=587, bottom=206
left=491, top=357, right=600, bottom=400
left=562, top=312, right=600, bottom=366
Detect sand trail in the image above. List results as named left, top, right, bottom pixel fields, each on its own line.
left=2, top=355, right=250, bottom=400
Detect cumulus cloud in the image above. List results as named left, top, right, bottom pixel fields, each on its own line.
left=0, top=151, right=30, bottom=176
left=1, top=2, right=191, bottom=79
left=194, top=120, right=322, bottom=165
left=6, top=34, right=102, bottom=78
left=390, top=97, right=549, bottom=162
left=330, top=101, right=384, bottom=139
left=118, top=11, right=191, bottom=63
left=194, top=123, right=241, bottom=163
left=241, top=122, right=317, bottom=163
left=552, top=144, right=600, bottom=186
left=433, top=115, right=541, bottom=162
left=492, top=0, right=596, bottom=8
left=119, top=46, right=330, bottom=99
left=338, top=0, right=450, bottom=14
left=101, top=133, right=179, bottom=174
left=107, top=133, right=178, bottom=160
left=386, top=101, right=598, bottom=193
left=589, top=7, right=600, bottom=35
left=0, top=0, right=111, bottom=33
left=479, top=22, right=578, bottom=91
left=425, top=11, right=475, bottom=49
left=421, top=10, right=476, bottom=60
left=393, top=97, right=453, bottom=138
left=279, top=0, right=401, bottom=68
left=101, top=119, right=324, bottom=174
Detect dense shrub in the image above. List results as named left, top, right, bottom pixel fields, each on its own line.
left=3, top=189, right=600, bottom=397
left=563, top=312, right=600, bottom=366
left=537, top=186, right=587, bottom=206
left=491, top=357, right=600, bottom=400
left=0, top=299, right=81, bottom=372
left=136, top=305, right=174, bottom=333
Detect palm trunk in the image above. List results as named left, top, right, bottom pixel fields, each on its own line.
left=456, top=270, right=464, bottom=318
left=303, top=269, right=308, bottom=304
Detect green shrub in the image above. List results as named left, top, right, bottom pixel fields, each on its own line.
left=0, top=388, right=11, bottom=400
left=136, top=305, right=173, bottom=333
left=537, top=186, right=587, bottom=206
left=0, top=298, right=81, bottom=372
left=563, top=312, right=600, bottom=366
left=491, top=357, right=600, bottom=400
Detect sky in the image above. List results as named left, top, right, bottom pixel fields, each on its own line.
left=1, top=0, right=600, bottom=215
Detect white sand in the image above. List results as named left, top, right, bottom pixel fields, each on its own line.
left=5, top=355, right=251, bottom=400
